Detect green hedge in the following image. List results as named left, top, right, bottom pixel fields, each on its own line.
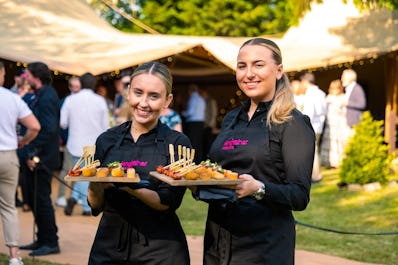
left=339, top=111, right=395, bottom=185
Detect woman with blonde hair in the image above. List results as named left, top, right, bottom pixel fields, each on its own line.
left=87, top=62, right=191, bottom=265
left=199, top=38, right=315, bottom=265
left=321, top=79, right=350, bottom=168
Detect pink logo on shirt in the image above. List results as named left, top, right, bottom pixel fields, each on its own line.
left=121, top=160, right=148, bottom=170
left=222, top=139, right=249, bottom=150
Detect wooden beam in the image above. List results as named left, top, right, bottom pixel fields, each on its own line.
left=384, top=53, right=398, bottom=153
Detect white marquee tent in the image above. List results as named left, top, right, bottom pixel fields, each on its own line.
left=0, top=0, right=397, bottom=76
left=1, top=0, right=398, bottom=151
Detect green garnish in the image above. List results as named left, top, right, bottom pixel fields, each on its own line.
left=107, top=161, right=121, bottom=167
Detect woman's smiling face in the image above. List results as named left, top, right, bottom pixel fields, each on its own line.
left=236, top=44, right=283, bottom=103
left=128, top=73, right=172, bottom=127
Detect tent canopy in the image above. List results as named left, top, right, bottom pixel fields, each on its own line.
left=0, top=0, right=397, bottom=76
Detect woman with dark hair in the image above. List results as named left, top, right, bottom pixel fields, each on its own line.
left=87, top=62, right=191, bottom=265
left=201, top=38, right=315, bottom=265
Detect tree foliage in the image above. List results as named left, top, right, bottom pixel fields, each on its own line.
left=345, top=0, right=398, bottom=10
left=88, top=0, right=397, bottom=36
left=339, top=111, right=395, bottom=185
left=89, top=0, right=314, bottom=36
left=138, top=0, right=315, bottom=36
left=89, top=0, right=139, bottom=31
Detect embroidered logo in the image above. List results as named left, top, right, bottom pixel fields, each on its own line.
left=222, top=139, right=249, bottom=150
left=121, top=160, right=148, bottom=170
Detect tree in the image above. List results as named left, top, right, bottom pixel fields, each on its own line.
left=138, top=0, right=315, bottom=36
left=89, top=0, right=144, bottom=32
left=88, top=0, right=315, bottom=36
left=346, top=0, right=398, bottom=10
left=88, top=0, right=397, bottom=36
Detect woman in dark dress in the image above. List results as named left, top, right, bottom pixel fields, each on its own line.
left=202, top=38, right=316, bottom=265
left=87, top=62, right=191, bottom=265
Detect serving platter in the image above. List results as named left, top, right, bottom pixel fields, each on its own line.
left=64, top=175, right=140, bottom=183
left=150, top=171, right=243, bottom=186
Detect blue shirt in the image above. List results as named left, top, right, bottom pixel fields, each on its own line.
left=182, top=91, right=205, bottom=122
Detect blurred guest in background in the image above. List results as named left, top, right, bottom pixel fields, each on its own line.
left=0, top=61, right=41, bottom=265
left=290, top=79, right=305, bottom=112
left=199, top=87, right=219, bottom=157
left=55, top=76, right=82, bottom=207
left=160, top=107, right=183, bottom=132
left=10, top=69, right=26, bottom=94
left=341, top=69, right=366, bottom=130
left=321, top=79, right=350, bottom=168
left=182, top=83, right=206, bottom=163
left=299, top=72, right=327, bottom=183
left=96, top=84, right=115, bottom=127
left=19, top=62, right=61, bottom=256
left=61, top=73, right=109, bottom=216
left=113, top=70, right=132, bottom=125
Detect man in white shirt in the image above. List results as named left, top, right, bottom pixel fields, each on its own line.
left=56, top=76, right=82, bottom=207
left=60, top=73, right=109, bottom=216
left=0, top=61, right=41, bottom=265
left=300, top=73, right=327, bottom=183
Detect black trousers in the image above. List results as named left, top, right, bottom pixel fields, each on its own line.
left=22, top=164, right=58, bottom=246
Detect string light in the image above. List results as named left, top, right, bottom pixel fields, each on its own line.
left=7, top=51, right=398, bottom=123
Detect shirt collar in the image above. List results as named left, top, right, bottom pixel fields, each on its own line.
left=242, top=99, right=272, bottom=112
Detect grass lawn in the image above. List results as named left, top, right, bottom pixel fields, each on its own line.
left=1, top=168, right=396, bottom=264
left=177, top=191, right=208, bottom=235
left=294, top=168, right=398, bottom=265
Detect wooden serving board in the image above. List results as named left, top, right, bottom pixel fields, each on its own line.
left=150, top=171, right=244, bottom=186
left=64, top=175, right=140, bottom=183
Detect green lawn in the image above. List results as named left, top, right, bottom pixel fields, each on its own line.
left=294, top=168, right=398, bottom=265
left=2, top=169, right=397, bottom=264
left=177, top=191, right=208, bottom=235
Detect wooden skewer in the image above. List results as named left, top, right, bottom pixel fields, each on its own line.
left=72, top=156, right=84, bottom=170
left=186, top=149, right=190, bottom=163
left=170, top=159, right=186, bottom=170
left=178, top=164, right=201, bottom=176
left=178, top=145, right=182, bottom=160
left=170, top=164, right=184, bottom=171
left=169, top=144, right=175, bottom=164
left=182, top=146, right=187, bottom=167
left=190, top=149, right=195, bottom=163
left=72, top=145, right=98, bottom=171
left=164, top=158, right=185, bottom=169
left=87, top=160, right=100, bottom=168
